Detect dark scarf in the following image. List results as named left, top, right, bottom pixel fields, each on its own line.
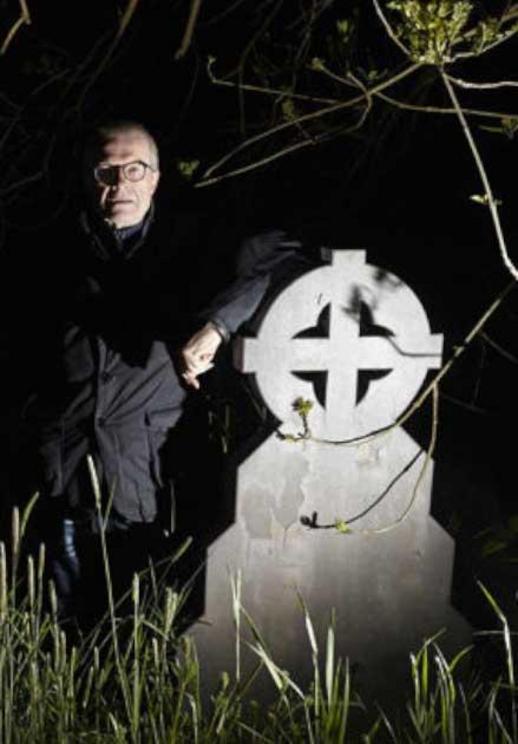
left=80, top=202, right=155, bottom=261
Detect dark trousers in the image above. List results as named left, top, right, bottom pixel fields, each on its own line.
left=44, top=511, right=175, bottom=632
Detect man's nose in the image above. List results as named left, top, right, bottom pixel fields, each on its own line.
left=114, top=166, right=126, bottom=185
left=109, top=166, right=125, bottom=188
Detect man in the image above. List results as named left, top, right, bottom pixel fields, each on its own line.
left=82, top=123, right=224, bottom=390
left=8, top=120, right=291, bottom=623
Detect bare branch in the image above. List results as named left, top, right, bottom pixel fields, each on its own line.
left=76, top=1, right=141, bottom=108
left=440, top=392, right=488, bottom=415
left=441, top=69, right=518, bottom=282
left=373, top=281, right=516, bottom=435
left=0, top=92, right=21, bottom=112
left=197, top=137, right=319, bottom=187
left=204, top=0, right=250, bottom=27
left=207, top=58, right=342, bottom=105
left=301, top=280, right=516, bottom=448
left=310, top=62, right=360, bottom=91
left=447, top=75, right=518, bottom=91
left=117, top=0, right=140, bottom=40
left=300, top=449, right=423, bottom=530
left=1, top=0, right=31, bottom=55
left=452, top=20, right=518, bottom=60
left=302, top=384, right=440, bottom=535
left=0, top=171, right=43, bottom=196
left=18, top=0, right=30, bottom=20
left=199, top=62, right=421, bottom=183
left=359, top=383, right=438, bottom=535
left=480, top=331, right=518, bottom=366
left=234, top=0, right=285, bottom=137
left=376, top=91, right=518, bottom=121
left=372, top=0, right=411, bottom=57
left=197, top=96, right=372, bottom=187
left=197, top=102, right=372, bottom=187
left=175, top=0, right=203, bottom=60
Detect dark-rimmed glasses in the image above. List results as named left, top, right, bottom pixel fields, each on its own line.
left=94, top=160, right=156, bottom=187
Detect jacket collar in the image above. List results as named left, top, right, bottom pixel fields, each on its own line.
left=79, top=202, right=155, bottom=261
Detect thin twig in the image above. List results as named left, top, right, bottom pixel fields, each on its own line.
left=305, top=384, right=439, bottom=535
left=77, top=0, right=141, bottom=106
left=1, top=18, right=25, bottom=56
left=0, top=171, right=43, bottom=196
left=0, top=92, right=20, bottom=111
left=223, top=0, right=284, bottom=83
left=372, top=0, right=410, bottom=57
left=197, top=133, right=323, bottom=187
left=385, top=284, right=515, bottom=433
left=292, top=0, right=319, bottom=69
left=311, top=64, right=361, bottom=91
left=175, top=0, right=203, bottom=59
left=204, top=0, right=249, bottom=26
left=117, top=0, right=140, bottom=40
left=441, top=69, right=518, bottom=281
left=302, top=449, right=423, bottom=529
left=289, top=279, right=516, bottom=448
left=480, top=331, right=518, bottom=366
left=238, top=0, right=285, bottom=138
left=18, top=0, right=30, bottom=20
left=359, top=383, right=439, bottom=535
left=199, top=62, right=421, bottom=183
left=376, top=91, right=517, bottom=121
left=440, top=392, right=487, bottom=415
left=452, top=22, right=518, bottom=60
left=0, top=0, right=31, bottom=55
left=207, top=59, right=342, bottom=105
left=197, top=100, right=371, bottom=187
left=469, top=333, right=486, bottom=407
left=447, top=75, right=518, bottom=91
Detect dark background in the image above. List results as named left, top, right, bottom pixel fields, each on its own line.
left=1, top=0, right=517, bottom=628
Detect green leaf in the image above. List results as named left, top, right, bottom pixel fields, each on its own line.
left=335, top=519, right=352, bottom=535
left=310, top=57, right=325, bottom=71
left=336, top=18, right=353, bottom=44
left=469, top=193, right=502, bottom=207
left=481, top=538, right=508, bottom=557
left=292, top=397, right=314, bottom=416
left=177, top=160, right=200, bottom=179
left=387, top=0, right=474, bottom=64
left=281, top=98, right=297, bottom=122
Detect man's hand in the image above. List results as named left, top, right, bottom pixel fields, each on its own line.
left=179, top=322, right=223, bottom=390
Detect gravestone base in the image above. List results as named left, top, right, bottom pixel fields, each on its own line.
left=190, top=428, right=472, bottom=709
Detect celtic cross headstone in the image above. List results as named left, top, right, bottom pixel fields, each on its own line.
left=191, top=249, right=471, bottom=704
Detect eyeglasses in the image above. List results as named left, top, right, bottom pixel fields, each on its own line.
left=94, top=160, right=156, bottom=186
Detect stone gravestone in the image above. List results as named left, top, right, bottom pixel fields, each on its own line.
left=191, top=249, right=471, bottom=706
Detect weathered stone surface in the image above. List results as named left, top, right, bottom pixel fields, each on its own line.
left=191, top=249, right=471, bottom=706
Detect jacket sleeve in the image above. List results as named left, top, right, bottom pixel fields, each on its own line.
left=199, top=231, right=303, bottom=338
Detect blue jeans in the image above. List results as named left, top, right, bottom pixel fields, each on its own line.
left=46, top=513, right=170, bottom=628
left=49, top=519, right=81, bottom=619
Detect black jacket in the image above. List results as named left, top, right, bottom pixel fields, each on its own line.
left=7, top=206, right=298, bottom=523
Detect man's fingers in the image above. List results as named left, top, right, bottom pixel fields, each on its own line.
left=181, top=370, right=200, bottom=389
left=182, top=351, right=214, bottom=370
left=182, top=374, right=200, bottom=390
left=181, top=361, right=214, bottom=390
left=183, top=358, right=214, bottom=375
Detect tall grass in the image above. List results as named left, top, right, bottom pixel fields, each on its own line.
left=0, top=501, right=516, bottom=742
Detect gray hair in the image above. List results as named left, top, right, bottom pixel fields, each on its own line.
left=83, top=120, right=159, bottom=170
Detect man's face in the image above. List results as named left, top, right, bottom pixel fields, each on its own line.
left=86, top=128, right=160, bottom=229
